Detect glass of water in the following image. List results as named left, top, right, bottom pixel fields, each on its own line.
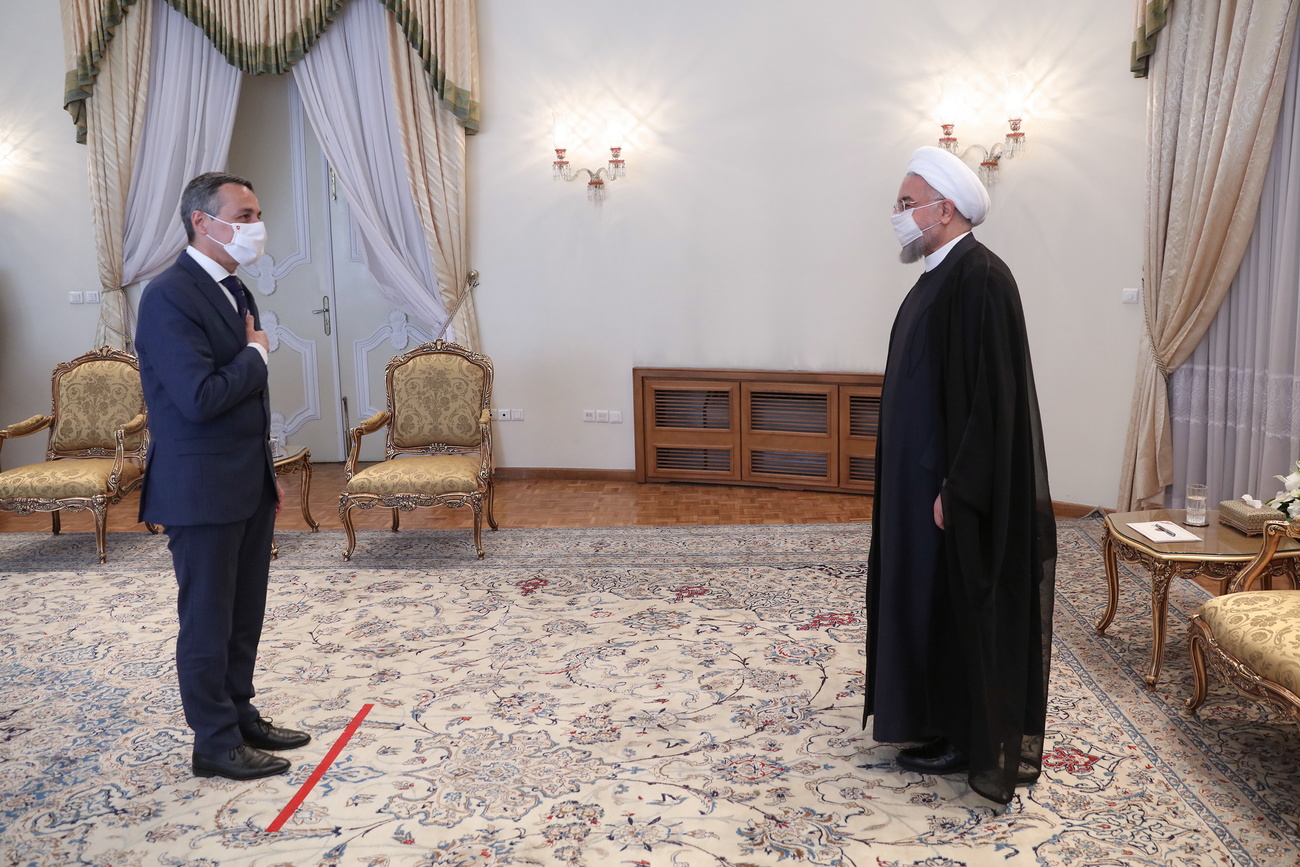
left=1185, top=483, right=1208, bottom=526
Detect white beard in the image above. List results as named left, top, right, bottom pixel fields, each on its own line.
left=898, top=236, right=927, bottom=264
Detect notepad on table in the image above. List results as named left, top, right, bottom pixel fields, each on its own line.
left=1127, top=521, right=1202, bottom=543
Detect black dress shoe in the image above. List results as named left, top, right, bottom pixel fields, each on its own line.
left=1016, top=764, right=1041, bottom=785
left=240, top=717, right=311, bottom=751
left=896, top=741, right=969, bottom=775
left=899, top=737, right=952, bottom=761
left=193, top=744, right=291, bottom=780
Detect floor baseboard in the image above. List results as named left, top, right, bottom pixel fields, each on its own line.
left=492, top=468, right=1100, bottom=519
left=493, top=467, right=639, bottom=482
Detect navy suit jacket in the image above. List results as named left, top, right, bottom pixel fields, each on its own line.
left=136, top=252, right=276, bottom=527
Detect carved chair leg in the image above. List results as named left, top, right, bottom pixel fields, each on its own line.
left=51, top=510, right=61, bottom=536
left=391, top=508, right=400, bottom=532
left=92, top=504, right=108, bottom=564
left=146, top=522, right=160, bottom=534
left=1186, top=619, right=1210, bottom=713
left=341, top=500, right=358, bottom=561
left=472, top=501, right=485, bottom=559
left=485, top=479, right=499, bottom=530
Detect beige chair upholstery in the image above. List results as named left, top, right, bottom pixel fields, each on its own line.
left=1187, top=519, right=1300, bottom=727
left=339, top=340, right=497, bottom=560
left=0, top=346, right=153, bottom=562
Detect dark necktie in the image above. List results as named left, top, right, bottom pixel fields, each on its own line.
left=221, top=275, right=249, bottom=319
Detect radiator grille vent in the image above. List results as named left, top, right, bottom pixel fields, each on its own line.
left=750, top=450, right=828, bottom=478
left=653, top=389, right=732, bottom=429
left=749, top=391, right=828, bottom=434
left=848, top=455, right=876, bottom=483
left=656, top=447, right=731, bottom=473
left=848, top=394, right=881, bottom=438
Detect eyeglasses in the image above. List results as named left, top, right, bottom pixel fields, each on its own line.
left=892, top=198, right=945, bottom=215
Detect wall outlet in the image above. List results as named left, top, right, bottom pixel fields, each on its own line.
left=609, top=410, right=623, bottom=423
left=1122, top=288, right=1140, bottom=305
left=510, top=408, right=524, bottom=421
left=595, top=410, right=610, bottom=423
left=68, top=291, right=83, bottom=304
left=85, top=290, right=101, bottom=304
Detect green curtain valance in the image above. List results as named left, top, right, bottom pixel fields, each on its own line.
left=1132, top=0, right=1174, bottom=78
left=62, top=0, right=479, bottom=143
left=62, top=0, right=144, bottom=144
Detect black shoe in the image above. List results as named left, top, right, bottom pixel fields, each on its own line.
left=897, top=740, right=969, bottom=775
left=898, top=737, right=952, bottom=761
left=1016, top=764, right=1041, bottom=786
left=192, top=744, right=291, bottom=780
left=240, top=717, right=311, bottom=751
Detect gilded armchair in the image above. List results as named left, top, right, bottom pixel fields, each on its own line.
left=339, top=340, right=497, bottom=560
left=0, top=346, right=153, bottom=562
left=1187, top=519, right=1300, bottom=727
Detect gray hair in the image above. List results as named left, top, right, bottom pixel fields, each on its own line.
left=179, top=172, right=255, bottom=242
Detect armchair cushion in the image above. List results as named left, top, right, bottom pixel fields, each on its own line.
left=345, top=455, right=482, bottom=497
left=390, top=353, right=486, bottom=449
left=0, top=459, right=142, bottom=500
left=1199, top=591, right=1300, bottom=698
left=51, top=358, right=146, bottom=453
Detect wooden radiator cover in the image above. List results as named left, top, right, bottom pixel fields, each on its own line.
left=633, top=367, right=883, bottom=494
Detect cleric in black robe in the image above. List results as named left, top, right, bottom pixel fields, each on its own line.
left=864, top=146, right=1057, bottom=806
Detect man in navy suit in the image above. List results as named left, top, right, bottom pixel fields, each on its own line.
left=136, top=172, right=310, bottom=780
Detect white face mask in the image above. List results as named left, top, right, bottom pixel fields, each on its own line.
left=890, top=200, right=942, bottom=247
left=204, top=213, right=267, bottom=266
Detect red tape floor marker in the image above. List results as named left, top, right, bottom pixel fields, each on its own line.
left=267, top=702, right=374, bottom=832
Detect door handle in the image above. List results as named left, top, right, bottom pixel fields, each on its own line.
left=312, top=295, right=331, bottom=336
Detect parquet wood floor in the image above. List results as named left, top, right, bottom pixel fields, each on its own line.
left=0, top=462, right=875, bottom=536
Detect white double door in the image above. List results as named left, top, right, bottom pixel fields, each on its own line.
left=225, top=73, right=436, bottom=463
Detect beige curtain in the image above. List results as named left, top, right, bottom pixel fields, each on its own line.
left=61, top=0, right=480, bottom=350
left=382, top=0, right=480, bottom=130
left=386, top=8, right=479, bottom=349
left=1118, top=0, right=1300, bottom=510
left=61, top=0, right=153, bottom=350
left=1132, top=0, right=1174, bottom=78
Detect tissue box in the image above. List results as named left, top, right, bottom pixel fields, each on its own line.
left=1218, top=499, right=1286, bottom=535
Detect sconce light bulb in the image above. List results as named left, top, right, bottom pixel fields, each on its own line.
left=1004, top=72, right=1028, bottom=121
left=552, top=113, right=573, bottom=151
left=937, top=79, right=965, bottom=126
left=604, top=109, right=626, bottom=151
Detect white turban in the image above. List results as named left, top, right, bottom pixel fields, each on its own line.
left=906, top=146, right=990, bottom=226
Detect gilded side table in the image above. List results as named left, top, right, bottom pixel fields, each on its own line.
left=271, top=447, right=318, bottom=559
left=1098, top=509, right=1300, bottom=688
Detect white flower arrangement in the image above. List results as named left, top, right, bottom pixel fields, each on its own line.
left=1267, top=460, right=1300, bottom=520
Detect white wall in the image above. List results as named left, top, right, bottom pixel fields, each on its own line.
left=0, top=4, right=110, bottom=470
left=0, top=0, right=1148, bottom=509
left=471, top=0, right=1148, bottom=508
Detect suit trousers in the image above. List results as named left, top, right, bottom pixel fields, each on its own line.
left=167, top=475, right=278, bottom=752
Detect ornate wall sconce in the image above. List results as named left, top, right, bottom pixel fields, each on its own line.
left=936, top=73, right=1028, bottom=186
left=551, top=111, right=627, bottom=203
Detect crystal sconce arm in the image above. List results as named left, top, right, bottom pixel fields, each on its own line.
left=937, top=73, right=1028, bottom=186
left=552, top=147, right=626, bottom=202
left=551, top=110, right=628, bottom=203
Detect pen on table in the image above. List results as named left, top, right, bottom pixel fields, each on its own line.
left=1155, top=523, right=1177, bottom=537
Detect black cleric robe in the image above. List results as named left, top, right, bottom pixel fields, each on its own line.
left=864, top=233, right=1056, bottom=806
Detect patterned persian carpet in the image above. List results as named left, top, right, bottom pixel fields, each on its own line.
left=2, top=519, right=1299, bottom=866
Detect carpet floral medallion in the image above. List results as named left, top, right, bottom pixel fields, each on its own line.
left=1, top=521, right=1299, bottom=866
